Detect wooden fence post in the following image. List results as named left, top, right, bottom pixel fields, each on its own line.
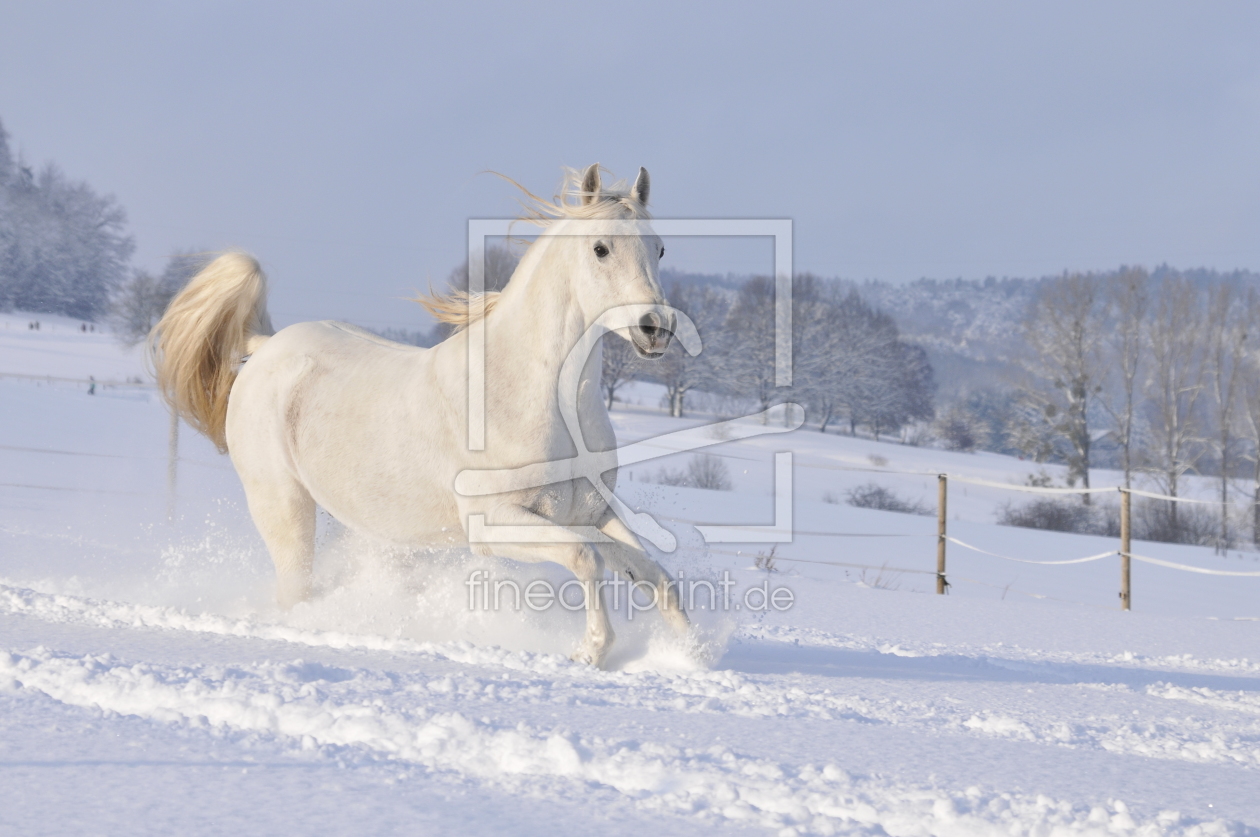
left=1119, top=488, right=1131, bottom=611
left=937, top=474, right=948, bottom=594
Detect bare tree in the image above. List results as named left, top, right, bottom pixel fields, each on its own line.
left=1204, top=282, right=1249, bottom=550
left=445, top=243, right=520, bottom=294
left=110, top=269, right=168, bottom=345
left=652, top=283, right=729, bottom=417
left=1020, top=273, right=1104, bottom=502
left=720, top=276, right=778, bottom=420
left=810, top=287, right=858, bottom=432
left=1096, top=268, right=1149, bottom=489
left=110, top=251, right=208, bottom=345
left=788, top=276, right=855, bottom=430
left=822, top=289, right=903, bottom=436
left=600, top=332, right=640, bottom=410
left=1143, top=275, right=1207, bottom=531
left=781, top=282, right=934, bottom=438
left=875, top=342, right=936, bottom=438
left=644, top=273, right=935, bottom=436
left=1239, top=292, right=1260, bottom=544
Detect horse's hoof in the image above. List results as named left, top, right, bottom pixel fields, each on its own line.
left=275, top=578, right=312, bottom=611
left=570, top=646, right=607, bottom=668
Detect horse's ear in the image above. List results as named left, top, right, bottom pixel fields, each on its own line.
left=580, top=163, right=602, bottom=205
left=631, top=167, right=650, bottom=207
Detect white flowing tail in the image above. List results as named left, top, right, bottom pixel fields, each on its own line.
left=148, top=252, right=273, bottom=453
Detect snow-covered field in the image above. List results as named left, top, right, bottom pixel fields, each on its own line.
left=2, top=310, right=1258, bottom=835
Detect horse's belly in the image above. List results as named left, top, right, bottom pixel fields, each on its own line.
left=306, top=465, right=463, bottom=546
left=286, top=380, right=465, bottom=545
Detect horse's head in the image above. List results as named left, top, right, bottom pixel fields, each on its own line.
left=551, top=164, right=674, bottom=359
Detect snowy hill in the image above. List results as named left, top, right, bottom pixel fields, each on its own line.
left=2, top=319, right=1259, bottom=835
left=0, top=311, right=148, bottom=382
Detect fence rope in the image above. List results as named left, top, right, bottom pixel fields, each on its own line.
left=944, top=475, right=1117, bottom=495
left=634, top=433, right=1252, bottom=509
left=783, top=456, right=1253, bottom=508
left=1128, top=553, right=1260, bottom=577
left=705, top=548, right=938, bottom=576
left=0, top=482, right=151, bottom=496
left=946, top=536, right=1117, bottom=565
left=793, top=459, right=939, bottom=477
left=0, top=371, right=151, bottom=386
left=1122, top=487, right=1226, bottom=506
left=0, top=443, right=133, bottom=460
left=664, top=516, right=930, bottom=538
left=739, top=454, right=1248, bottom=507
left=770, top=556, right=937, bottom=575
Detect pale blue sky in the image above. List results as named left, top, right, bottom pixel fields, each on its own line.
left=2, top=1, right=1258, bottom=329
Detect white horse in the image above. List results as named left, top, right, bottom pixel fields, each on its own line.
left=151, top=164, right=689, bottom=666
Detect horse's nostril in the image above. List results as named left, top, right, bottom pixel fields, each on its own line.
left=636, top=312, right=671, bottom=352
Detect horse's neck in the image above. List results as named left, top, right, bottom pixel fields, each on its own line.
left=485, top=238, right=596, bottom=404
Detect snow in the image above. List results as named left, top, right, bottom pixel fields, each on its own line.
left=2, top=316, right=1258, bottom=835
left=0, top=312, right=148, bottom=382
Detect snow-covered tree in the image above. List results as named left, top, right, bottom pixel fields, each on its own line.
left=714, top=276, right=934, bottom=436
left=650, top=282, right=730, bottom=417
left=1203, top=281, right=1249, bottom=548
left=1019, top=273, right=1104, bottom=500
left=1096, top=268, right=1149, bottom=489
left=0, top=117, right=134, bottom=320
left=719, top=276, right=779, bottom=418
left=1238, top=300, right=1260, bottom=543
left=111, top=251, right=208, bottom=345
left=1143, top=275, right=1207, bottom=530
left=600, top=331, right=641, bottom=410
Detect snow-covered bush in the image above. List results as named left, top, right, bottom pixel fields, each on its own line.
left=997, top=498, right=1112, bottom=535
left=652, top=454, right=733, bottom=491
left=843, top=483, right=931, bottom=516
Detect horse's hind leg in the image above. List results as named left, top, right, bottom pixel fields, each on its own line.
left=597, top=511, right=690, bottom=636
left=240, top=475, right=316, bottom=609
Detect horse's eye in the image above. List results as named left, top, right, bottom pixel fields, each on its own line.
left=659, top=246, right=665, bottom=259
left=594, top=243, right=609, bottom=258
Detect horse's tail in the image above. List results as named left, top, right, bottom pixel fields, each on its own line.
left=148, top=251, right=274, bottom=453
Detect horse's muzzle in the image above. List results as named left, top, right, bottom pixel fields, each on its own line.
left=630, top=310, right=674, bottom=358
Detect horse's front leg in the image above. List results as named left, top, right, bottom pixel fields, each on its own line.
left=596, top=509, right=690, bottom=637
left=463, top=504, right=614, bottom=667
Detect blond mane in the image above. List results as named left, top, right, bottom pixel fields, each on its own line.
left=508, top=165, right=652, bottom=226
left=415, top=166, right=651, bottom=331
left=415, top=287, right=503, bottom=329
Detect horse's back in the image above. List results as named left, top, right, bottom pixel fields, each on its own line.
left=255, top=319, right=425, bottom=362
left=229, top=320, right=423, bottom=424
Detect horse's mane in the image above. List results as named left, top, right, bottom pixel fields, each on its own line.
left=416, top=287, right=503, bottom=328
left=507, top=166, right=652, bottom=226
left=416, top=167, right=650, bottom=331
